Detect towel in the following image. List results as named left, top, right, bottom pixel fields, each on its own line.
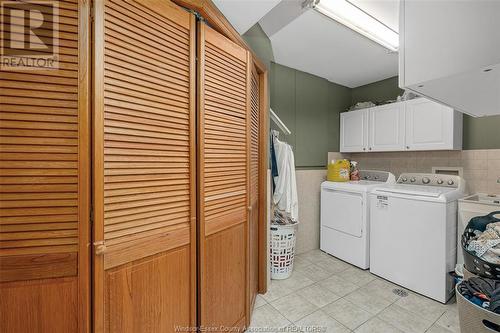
left=272, top=139, right=298, bottom=221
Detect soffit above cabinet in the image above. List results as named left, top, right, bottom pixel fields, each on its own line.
left=400, top=0, right=500, bottom=117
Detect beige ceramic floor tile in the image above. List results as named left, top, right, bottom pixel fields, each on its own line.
left=318, top=275, right=359, bottom=297
left=293, top=255, right=314, bottom=270
left=296, top=283, right=340, bottom=308
left=354, top=317, right=403, bottom=333
left=295, top=263, right=334, bottom=282
left=261, top=281, right=295, bottom=302
left=343, top=287, right=394, bottom=315
left=395, top=292, right=447, bottom=322
left=295, top=310, right=350, bottom=333
left=315, top=255, right=352, bottom=274
left=363, top=278, right=405, bottom=302
left=254, top=295, right=267, bottom=309
left=270, top=293, right=319, bottom=322
left=297, top=250, right=328, bottom=264
left=249, top=304, right=291, bottom=331
left=273, top=271, right=315, bottom=292
left=425, top=323, right=456, bottom=333
left=436, top=308, right=460, bottom=333
left=377, top=304, right=434, bottom=333
left=322, top=298, right=373, bottom=330
left=336, top=267, right=377, bottom=287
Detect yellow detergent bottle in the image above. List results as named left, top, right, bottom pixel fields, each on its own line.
left=327, top=159, right=351, bottom=182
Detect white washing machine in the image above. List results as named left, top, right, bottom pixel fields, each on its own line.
left=370, top=173, right=466, bottom=303
left=320, top=170, right=395, bottom=269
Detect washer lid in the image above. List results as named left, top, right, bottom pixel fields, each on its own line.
left=375, top=184, right=455, bottom=198
left=322, top=180, right=387, bottom=192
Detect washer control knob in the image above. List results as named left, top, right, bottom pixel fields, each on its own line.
left=410, top=177, right=416, bottom=183
left=437, top=179, right=444, bottom=185
left=447, top=179, right=455, bottom=186
left=402, top=177, right=408, bottom=182
left=422, top=177, right=431, bottom=184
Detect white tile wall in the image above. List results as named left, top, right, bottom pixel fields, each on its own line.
left=295, top=153, right=349, bottom=254
left=293, top=150, right=500, bottom=254
left=347, top=149, right=500, bottom=194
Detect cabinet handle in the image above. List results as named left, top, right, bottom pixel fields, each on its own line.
left=363, top=147, right=366, bottom=151
left=406, top=146, right=410, bottom=150
left=368, top=147, right=372, bottom=151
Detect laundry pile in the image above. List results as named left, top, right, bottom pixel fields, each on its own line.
left=458, top=277, right=500, bottom=314
left=466, top=221, right=500, bottom=265
left=271, top=209, right=298, bottom=226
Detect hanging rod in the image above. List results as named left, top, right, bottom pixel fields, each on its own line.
left=270, top=108, right=291, bottom=135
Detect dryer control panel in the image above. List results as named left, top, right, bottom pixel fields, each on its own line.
left=397, top=173, right=461, bottom=188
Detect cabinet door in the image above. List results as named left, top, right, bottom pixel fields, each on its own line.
left=340, top=109, right=368, bottom=152
left=405, top=98, right=456, bottom=150
left=0, top=1, right=91, bottom=332
left=198, top=23, right=250, bottom=330
left=369, top=103, right=406, bottom=152
left=93, top=1, right=196, bottom=332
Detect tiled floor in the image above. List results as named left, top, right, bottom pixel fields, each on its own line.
left=250, top=249, right=460, bottom=333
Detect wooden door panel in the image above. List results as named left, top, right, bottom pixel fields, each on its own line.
left=105, top=247, right=191, bottom=333
left=0, top=277, right=78, bottom=333
left=0, top=0, right=90, bottom=331
left=94, top=0, right=196, bottom=332
left=204, top=224, right=246, bottom=326
left=198, top=23, right=251, bottom=329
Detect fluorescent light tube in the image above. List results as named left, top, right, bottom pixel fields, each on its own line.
left=315, top=0, right=399, bottom=51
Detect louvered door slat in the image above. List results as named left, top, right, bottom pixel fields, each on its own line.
left=93, top=1, right=196, bottom=331
left=248, top=63, right=261, bottom=314
left=198, top=23, right=251, bottom=330
left=0, top=0, right=90, bottom=332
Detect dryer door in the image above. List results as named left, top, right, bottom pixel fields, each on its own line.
left=321, top=189, right=364, bottom=237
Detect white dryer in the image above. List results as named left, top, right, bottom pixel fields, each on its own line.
left=370, top=173, right=466, bottom=303
left=320, top=170, right=395, bottom=269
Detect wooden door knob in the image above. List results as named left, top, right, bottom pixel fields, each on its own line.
left=94, top=241, right=107, bottom=255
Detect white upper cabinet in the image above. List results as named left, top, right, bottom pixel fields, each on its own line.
left=368, top=102, right=405, bottom=152
left=399, top=0, right=500, bottom=117
left=340, top=98, right=462, bottom=153
left=405, top=99, right=462, bottom=151
left=340, top=109, right=368, bottom=153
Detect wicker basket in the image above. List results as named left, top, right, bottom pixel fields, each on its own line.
left=457, top=282, right=500, bottom=333
left=270, top=224, right=297, bottom=280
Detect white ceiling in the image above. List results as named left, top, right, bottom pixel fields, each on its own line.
left=212, top=0, right=281, bottom=35
left=271, top=10, right=398, bottom=87
left=214, top=0, right=400, bottom=88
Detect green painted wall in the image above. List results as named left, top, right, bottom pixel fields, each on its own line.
left=351, top=76, right=500, bottom=150
left=243, top=24, right=350, bottom=168
left=270, top=63, right=351, bottom=168
left=242, top=23, right=274, bottom=71
left=243, top=26, right=500, bottom=167
left=351, top=76, right=404, bottom=104
left=463, top=116, right=500, bottom=149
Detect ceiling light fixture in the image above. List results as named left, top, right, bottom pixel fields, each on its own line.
left=314, top=0, right=399, bottom=52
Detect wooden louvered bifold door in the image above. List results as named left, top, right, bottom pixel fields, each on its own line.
left=248, top=64, right=260, bottom=314
left=92, top=0, right=196, bottom=332
left=198, top=22, right=251, bottom=330
left=0, top=1, right=91, bottom=332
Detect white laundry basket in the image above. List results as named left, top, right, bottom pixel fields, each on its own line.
left=270, top=224, right=297, bottom=280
